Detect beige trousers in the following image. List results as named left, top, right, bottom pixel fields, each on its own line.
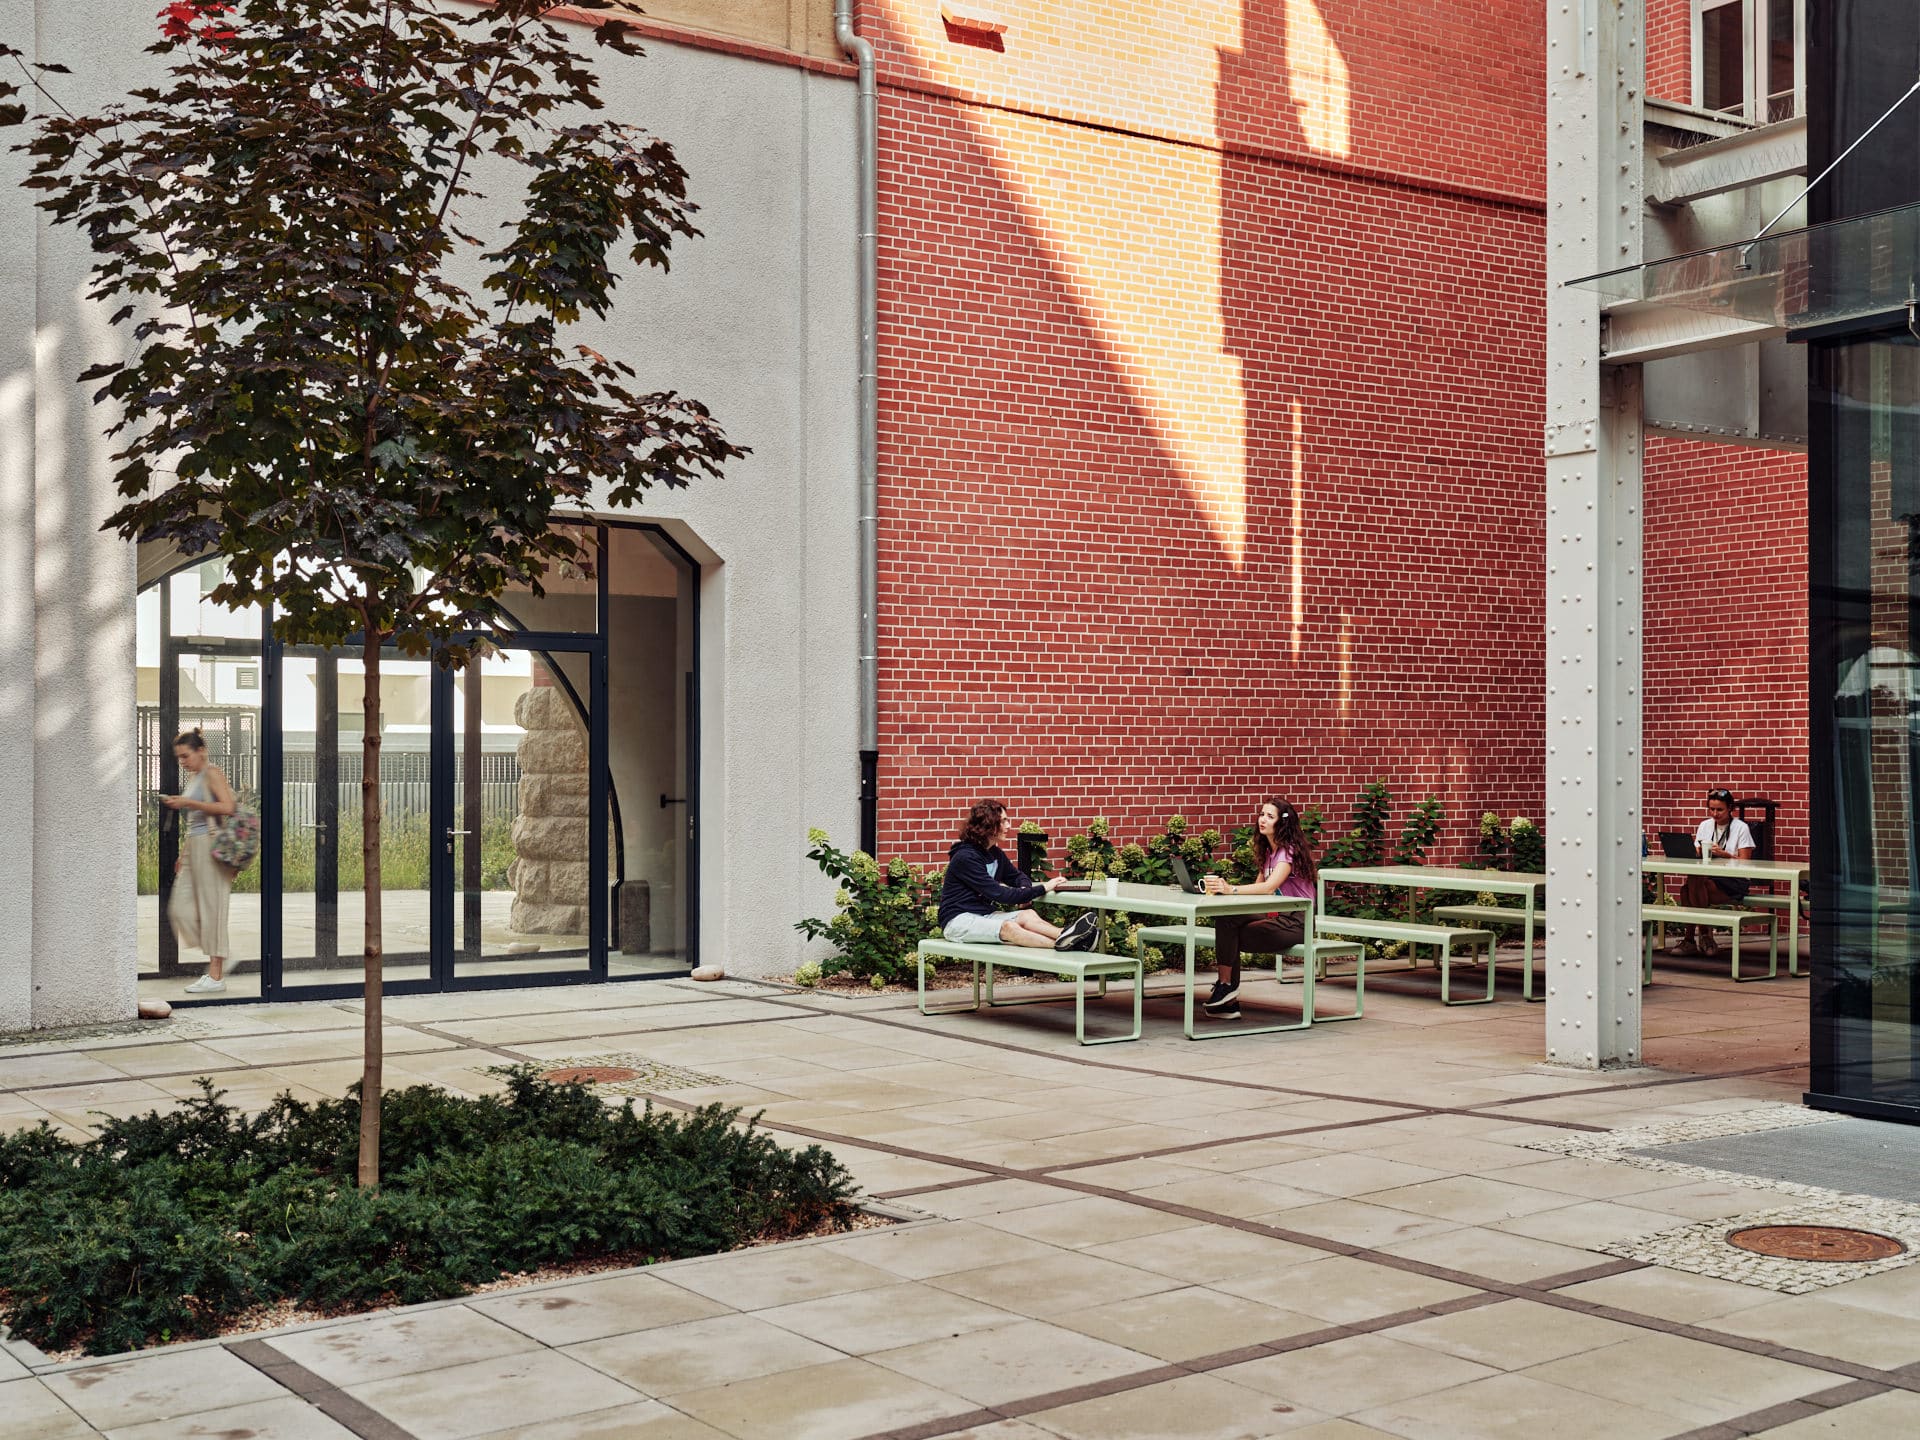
left=170, top=832, right=233, bottom=961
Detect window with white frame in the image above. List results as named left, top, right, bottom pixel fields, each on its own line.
left=1695, top=0, right=1804, bottom=123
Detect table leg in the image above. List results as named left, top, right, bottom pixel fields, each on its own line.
left=1789, top=880, right=1802, bottom=978
left=1182, top=926, right=1198, bottom=1041
left=1523, top=896, right=1539, bottom=1003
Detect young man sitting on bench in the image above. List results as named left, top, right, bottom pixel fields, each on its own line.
left=938, top=799, right=1081, bottom=948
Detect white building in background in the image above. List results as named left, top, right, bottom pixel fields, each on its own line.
left=0, top=0, right=862, bottom=1026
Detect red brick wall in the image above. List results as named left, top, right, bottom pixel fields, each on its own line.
left=1647, top=0, right=1693, bottom=105
left=1643, top=437, right=1810, bottom=860
left=868, top=3, right=1550, bottom=864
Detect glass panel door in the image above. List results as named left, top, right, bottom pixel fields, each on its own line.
left=275, top=648, right=438, bottom=994
left=139, top=568, right=265, bottom=1006
left=446, top=644, right=603, bottom=984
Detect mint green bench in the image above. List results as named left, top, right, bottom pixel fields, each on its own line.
left=1312, top=917, right=1497, bottom=1005
left=1132, top=926, right=1366, bottom=1023
left=916, top=939, right=1143, bottom=1045
left=1641, top=904, right=1778, bottom=983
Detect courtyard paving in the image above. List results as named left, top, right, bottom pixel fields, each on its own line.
left=7, top=955, right=1920, bottom=1440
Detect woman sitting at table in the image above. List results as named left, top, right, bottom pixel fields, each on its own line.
left=937, top=799, right=1075, bottom=948
left=1675, top=787, right=1756, bottom=957
left=1199, top=798, right=1317, bottom=1019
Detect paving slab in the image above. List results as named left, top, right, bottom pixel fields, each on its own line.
left=347, top=1348, right=644, bottom=1440
left=41, top=1349, right=287, bottom=1431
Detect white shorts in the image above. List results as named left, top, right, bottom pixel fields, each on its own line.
left=943, top=911, right=1011, bottom=944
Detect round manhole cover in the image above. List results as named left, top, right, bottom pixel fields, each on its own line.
left=542, top=1066, right=639, bottom=1086
left=1725, top=1225, right=1907, bottom=1263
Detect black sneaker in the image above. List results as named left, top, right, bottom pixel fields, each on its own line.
left=1203, top=980, right=1240, bottom=1013
left=1211, top=1000, right=1242, bottom=1020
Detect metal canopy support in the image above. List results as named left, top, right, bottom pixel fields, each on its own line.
left=1545, top=0, right=1645, bottom=1068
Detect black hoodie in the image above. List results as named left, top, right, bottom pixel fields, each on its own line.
left=937, top=840, right=1046, bottom=928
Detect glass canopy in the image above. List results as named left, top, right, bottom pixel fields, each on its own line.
left=1567, top=201, right=1920, bottom=337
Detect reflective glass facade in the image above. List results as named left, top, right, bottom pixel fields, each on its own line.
left=1806, top=2, right=1920, bottom=1118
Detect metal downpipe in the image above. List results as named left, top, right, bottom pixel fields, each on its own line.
left=834, top=0, right=880, bottom=854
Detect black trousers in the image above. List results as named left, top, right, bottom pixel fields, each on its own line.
left=1213, top=912, right=1306, bottom=978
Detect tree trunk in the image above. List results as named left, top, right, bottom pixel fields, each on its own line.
left=357, top=632, right=384, bottom=1188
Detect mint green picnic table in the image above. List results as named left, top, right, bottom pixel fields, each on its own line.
left=1642, top=856, right=1809, bottom=978
left=1048, top=883, right=1315, bottom=1041
left=1315, top=864, right=1547, bottom=1001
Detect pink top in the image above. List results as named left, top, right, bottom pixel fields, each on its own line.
left=1265, top=845, right=1314, bottom=900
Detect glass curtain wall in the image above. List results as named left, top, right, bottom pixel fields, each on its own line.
left=1806, top=1, right=1920, bottom=1118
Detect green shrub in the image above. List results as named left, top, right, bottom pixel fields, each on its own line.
left=794, top=829, right=941, bottom=983
left=0, top=1071, right=857, bottom=1356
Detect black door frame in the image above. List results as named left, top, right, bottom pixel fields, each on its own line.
left=149, top=517, right=700, bottom=1005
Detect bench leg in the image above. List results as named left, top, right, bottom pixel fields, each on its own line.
left=918, top=952, right=984, bottom=1018
left=1440, top=939, right=1497, bottom=1006
left=1522, top=905, right=1542, bottom=1003
left=1730, top=919, right=1778, bottom=982
left=1644, top=928, right=1655, bottom=986
left=1072, top=961, right=1143, bottom=1045
left=1312, top=947, right=1363, bottom=1023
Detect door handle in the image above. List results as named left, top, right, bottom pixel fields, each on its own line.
left=660, top=794, right=687, bottom=808
left=445, top=828, right=472, bottom=855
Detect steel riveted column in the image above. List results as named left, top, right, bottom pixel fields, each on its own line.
left=1545, top=0, right=1645, bottom=1067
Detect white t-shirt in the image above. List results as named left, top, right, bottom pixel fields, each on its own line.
left=1694, top=817, right=1756, bottom=857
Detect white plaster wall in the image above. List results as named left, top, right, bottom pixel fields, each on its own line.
left=0, top=0, right=142, bottom=1028
left=0, top=7, right=860, bottom=1011
left=570, top=44, right=861, bottom=978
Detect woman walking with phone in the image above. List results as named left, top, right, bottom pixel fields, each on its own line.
left=162, top=728, right=238, bottom=994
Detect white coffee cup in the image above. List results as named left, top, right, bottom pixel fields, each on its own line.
left=1104, top=877, right=1120, bottom=897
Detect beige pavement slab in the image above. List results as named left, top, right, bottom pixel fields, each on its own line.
left=1376, top=1224, right=1605, bottom=1284
left=1820, top=1261, right=1920, bottom=1321
left=872, top=1316, right=1157, bottom=1405
left=653, top=1244, right=900, bottom=1311
left=565, top=1312, right=841, bottom=1395
left=1555, top=1265, right=1784, bottom=1323
left=974, top=1195, right=1199, bottom=1249
left=822, top=1220, right=1070, bottom=1281
left=1360, top=1174, right=1578, bottom=1226
left=105, top=1395, right=360, bottom=1440
left=1241, top=1153, right=1453, bottom=1198
left=1212, top=1256, right=1481, bottom=1325
left=1052, top=1284, right=1327, bottom=1361
left=1215, top=1332, right=1498, bottom=1415
left=42, top=1349, right=286, bottom=1431
left=469, top=1273, right=731, bottom=1347
left=1707, top=1293, right=1920, bottom=1369
left=665, top=1357, right=975, bottom=1440
left=1492, top=1199, right=1700, bottom=1249
left=1027, top=1371, right=1334, bottom=1439
left=755, top=1282, right=1022, bottom=1353
left=1082, top=1222, right=1324, bottom=1284
left=897, top=1179, right=1067, bottom=1218
left=1350, top=1371, right=1683, bottom=1440
left=1521, top=1332, right=1835, bottom=1425
left=472, top=1398, right=733, bottom=1439
left=348, top=1348, right=645, bottom=1440
left=268, top=1305, right=539, bottom=1388
left=1252, top=1198, right=1462, bottom=1250
left=0, top=1379, right=95, bottom=1440
left=925, top=1248, right=1181, bottom=1319
left=1381, top=1298, right=1647, bottom=1371
left=1744, top=1389, right=1920, bottom=1438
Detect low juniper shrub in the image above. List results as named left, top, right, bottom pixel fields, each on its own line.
left=0, top=1069, right=858, bottom=1356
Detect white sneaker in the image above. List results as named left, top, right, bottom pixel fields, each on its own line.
left=183, top=975, right=226, bottom=994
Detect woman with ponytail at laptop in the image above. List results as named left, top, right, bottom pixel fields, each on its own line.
left=1198, top=798, right=1317, bottom=1020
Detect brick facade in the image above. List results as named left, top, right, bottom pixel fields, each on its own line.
left=1643, top=437, right=1810, bottom=860
left=865, top=2, right=1549, bottom=863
